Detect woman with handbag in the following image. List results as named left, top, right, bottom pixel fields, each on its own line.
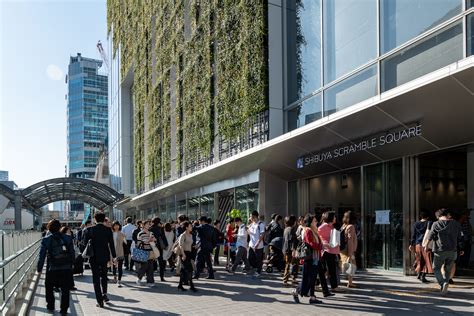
left=177, top=221, right=197, bottom=292
left=409, top=211, right=433, bottom=283
left=340, top=211, right=358, bottom=288
left=111, top=221, right=127, bottom=287
left=292, top=214, right=323, bottom=304
left=318, top=211, right=340, bottom=291
left=135, top=220, right=157, bottom=286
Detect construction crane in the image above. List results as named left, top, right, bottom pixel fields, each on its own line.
left=96, top=40, right=109, bottom=72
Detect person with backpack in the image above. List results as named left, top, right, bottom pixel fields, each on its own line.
left=425, top=208, right=464, bottom=296
left=37, top=219, right=75, bottom=315
left=340, top=211, right=358, bottom=288
left=248, top=211, right=266, bottom=277
left=408, top=211, right=433, bottom=283
left=282, top=215, right=298, bottom=286
left=83, top=212, right=117, bottom=308
left=149, top=217, right=169, bottom=282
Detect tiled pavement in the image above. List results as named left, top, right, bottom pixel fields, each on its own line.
left=29, top=262, right=474, bottom=316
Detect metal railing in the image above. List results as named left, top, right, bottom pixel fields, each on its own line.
left=0, top=230, right=42, bottom=313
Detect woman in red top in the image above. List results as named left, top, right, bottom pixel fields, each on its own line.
left=225, top=219, right=236, bottom=266
left=292, top=214, right=323, bottom=304
left=318, top=211, right=339, bottom=291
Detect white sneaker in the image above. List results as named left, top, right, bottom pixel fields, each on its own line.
left=136, top=279, right=143, bottom=286
left=441, top=282, right=449, bottom=296
left=253, top=272, right=261, bottom=278
left=117, top=281, right=122, bottom=288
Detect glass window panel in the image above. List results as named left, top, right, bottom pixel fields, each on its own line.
left=235, top=183, right=259, bottom=223
left=324, top=65, right=377, bottom=116
left=381, top=0, right=462, bottom=54
left=323, top=0, right=377, bottom=84
left=469, top=0, right=474, bottom=8
left=287, top=94, right=322, bottom=131
left=381, top=22, right=463, bottom=92
left=469, top=14, right=474, bottom=56
left=287, top=0, right=322, bottom=103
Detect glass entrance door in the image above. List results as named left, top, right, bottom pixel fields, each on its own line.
left=364, top=160, right=403, bottom=270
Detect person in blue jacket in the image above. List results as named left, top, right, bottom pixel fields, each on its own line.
left=37, top=219, right=75, bottom=315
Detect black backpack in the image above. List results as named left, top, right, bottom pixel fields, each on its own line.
left=339, top=227, right=347, bottom=251
left=48, top=235, right=73, bottom=267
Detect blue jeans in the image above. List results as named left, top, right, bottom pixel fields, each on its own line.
left=432, top=251, right=457, bottom=286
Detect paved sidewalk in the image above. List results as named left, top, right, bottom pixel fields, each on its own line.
left=29, top=264, right=474, bottom=315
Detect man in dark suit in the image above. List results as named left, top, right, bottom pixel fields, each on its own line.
left=194, top=216, right=217, bottom=279
left=83, top=212, right=116, bottom=308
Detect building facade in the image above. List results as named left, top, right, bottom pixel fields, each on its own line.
left=0, top=171, right=8, bottom=181
left=67, top=53, right=108, bottom=212
left=108, top=1, right=474, bottom=274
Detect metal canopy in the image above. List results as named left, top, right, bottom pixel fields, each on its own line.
left=0, top=183, right=15, bottom=202
left=21, top=177, right=124, bottom=210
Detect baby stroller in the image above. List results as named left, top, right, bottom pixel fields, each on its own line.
left=264, top=237, right=285, bottom=273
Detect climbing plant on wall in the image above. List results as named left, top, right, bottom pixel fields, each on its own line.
left=107, top=0, right=268, bottom=190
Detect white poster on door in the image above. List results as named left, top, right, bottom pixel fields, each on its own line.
left=375, top=210, right=390, bottom=225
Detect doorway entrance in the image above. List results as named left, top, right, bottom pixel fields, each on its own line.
left=364, top=159, right=403, bottom=270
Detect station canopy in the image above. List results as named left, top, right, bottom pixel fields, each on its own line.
left=20, top=177, right=124, bottom=210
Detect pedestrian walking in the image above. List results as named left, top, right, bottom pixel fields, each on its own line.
left=150, top=217, right=169, bottom=282
left=229, top=217, right=251, bottom=274
left=37, top=219, right=75, bottom=315
left=292, top=214, right=323, bottom=304
left=426, top=208, right=464, bottom=296
left=82, top=212, right=117, bottom=308
left=409, top=211, right=433, bottom=283
left=135, top=220, right=157, bottom=286
left=282, top=215, right=298, bottom=286
left=214, top=219, right=225, bottom=266
left=318, top=211, right=340, bottom=291
left=340, top=211, right=358, bottom=288
left=121, top=217, right=136, bottom=270
left=112, top=221, right=127, bottom=287
left=194, top=216, right=217, bottom=279
left=177, top=221, right=197, bottom=292
left=163, top=222, right=176, bottom=271
left=248, top=211, right=265, bottom=277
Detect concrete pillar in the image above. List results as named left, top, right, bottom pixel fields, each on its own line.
left=259, top=170, right=287, bottom=223
left=298, top=178, right=309, bottom=216
left=467, top=145, right=474, bottom=263
left=14, top=192, right=22, bottom=230
left=402, top=156, right=419, bottom=275
left=268, top=0, right=284, bottom=139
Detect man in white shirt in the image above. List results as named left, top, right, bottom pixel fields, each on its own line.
left=121, top=217, right=136, bottom=270
left=248, top=211, right=265, bottom=277
left=229, top=217, right=251, bottom=274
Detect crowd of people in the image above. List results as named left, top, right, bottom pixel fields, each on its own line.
left=37, top=207, right=470, bottom=314
left=409, top=208, right=470, bottom=295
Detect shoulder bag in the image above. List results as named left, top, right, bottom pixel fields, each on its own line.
left=82, top=229, right=94, bottom=259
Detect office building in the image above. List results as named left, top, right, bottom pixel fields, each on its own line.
left=67, top=53, right=108, bottom=212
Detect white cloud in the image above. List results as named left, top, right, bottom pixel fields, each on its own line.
left=46, top=64, right=64, bottom=81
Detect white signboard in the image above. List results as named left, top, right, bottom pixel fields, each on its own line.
left=375, top=210, right=390, bottom=225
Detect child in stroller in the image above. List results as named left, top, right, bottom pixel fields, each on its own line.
left=264, top=237, right=285, bottom=273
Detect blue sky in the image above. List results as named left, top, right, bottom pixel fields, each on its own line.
left=0, top=0, right=107, bottom=188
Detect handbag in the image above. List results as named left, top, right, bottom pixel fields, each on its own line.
left=150, top=241, right=161, bottom=259
left=81, top=230, right=94, bottom=259
left=329, top=228, right=341, bottom=248
left=421, top=222, right=434, bottom=250
left=295, top=242, right=312, bottom=260
left=342, top=257, right=357, bottom=276
left=131, top=244, right=149, bottom=263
